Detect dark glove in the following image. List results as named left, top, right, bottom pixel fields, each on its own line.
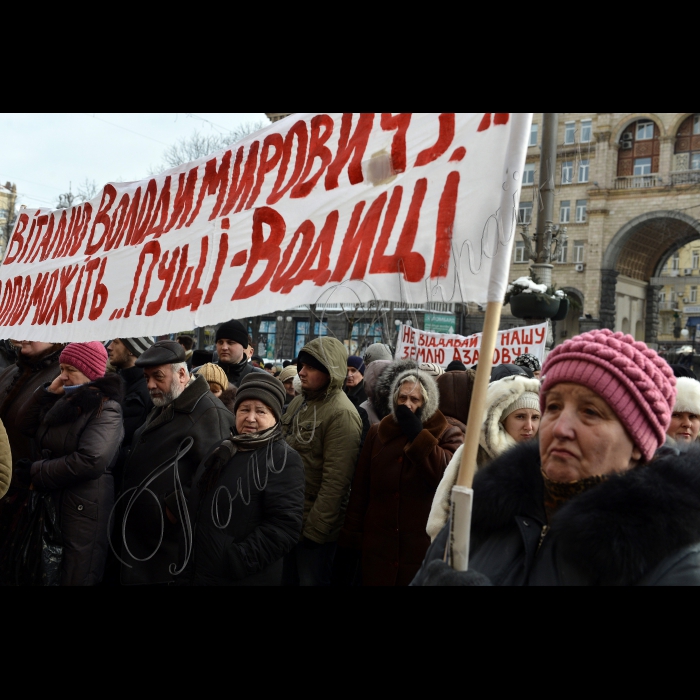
left=395, top=405, right=423, bottom=442
left=299, top=536, right=322, bottom=550
left=13, top=458, right=34, bottom=488
left=422, top=560, right=492, bottom=586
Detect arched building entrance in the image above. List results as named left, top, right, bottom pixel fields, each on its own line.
left=601, top=211, right=700, bottom=344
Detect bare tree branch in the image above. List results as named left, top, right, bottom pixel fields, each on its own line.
left=152, top=121, right=266, bottom=173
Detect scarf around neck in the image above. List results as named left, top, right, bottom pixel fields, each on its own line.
left=199, top=423, right=282, bottom=493
left=542, top=470, right=610, bottom=523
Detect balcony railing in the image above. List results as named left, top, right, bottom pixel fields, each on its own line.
left=671, top=170, right=700, bottom=186
left=614, top=175, right=660, bottom=189
left=659, top=301, right=679, bottom=311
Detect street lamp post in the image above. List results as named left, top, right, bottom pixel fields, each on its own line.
left=519, top=114, right=568, bottom=287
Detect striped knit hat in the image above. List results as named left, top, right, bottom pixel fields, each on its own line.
left=121, top=337, right=155, bottom=358
left=541, top=329, right=677, bottom=462
left=420, top=362, right=445, bottom=378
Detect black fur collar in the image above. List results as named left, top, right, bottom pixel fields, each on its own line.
left=472, top=442, right=700, bottom=585
left=44, top=373, right=124, bottom=426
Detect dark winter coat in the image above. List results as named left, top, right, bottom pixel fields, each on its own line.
left=187, top=437, right=305, bottom=585
left=282, top=338, right=362, bottom=544
left=340, top=409, right=465, bottom=586
left=344, top=380, right=368, bottom=409
left=0, top=345, right=62, bottom=475
left=217, top=358, right=256, bottom=388
left=16, top=374, right=125, bottom=586
left=436, top=369, right=476, bottom=434
left=413, top=442, right=700, bottom=586
left=119, top=366, right=153, bottom=448
left=119, top=375, right=235, bottom=585
left=113, top=366, right=153, bottom=492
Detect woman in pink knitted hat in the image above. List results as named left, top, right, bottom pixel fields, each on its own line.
left=15, top=341, right=124, bottom=586
left=414, top=329, right=700, bottom=586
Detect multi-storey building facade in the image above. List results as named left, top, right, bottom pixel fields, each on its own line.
left=256, top=113, right=700, bottom=357
left=512, top=112, right=700, bottom=348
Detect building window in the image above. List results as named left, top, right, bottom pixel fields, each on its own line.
left=693, top=250, right=699, bottom=269
left=692, top=153, right=700, bottom=171
left=557, top=239, right=569, bottom=263
left=560, top=200, right=571, bottom=224
left=673, top=252, right=680, bottom=270
left=562, top=161, right=574, bottom=184
left=518, top=201, right=533, bottom=224
left=634, top=157, right=652, bottom=176
left=574, top=241, right=585, bottom=263
left=578, top=159, right=590, bottom=183
left=636, top=121, right=654, bottom=141
left=575, top=200, right=587, bottom=223
left=349, top=323, right=383, bottom=355
left=529, top=124, right=539, bottom=147
left=564, top=122, right=576, bottom=145
left=514, top=241, right=526, bottom=263
left=523, top=163, right=536, bottom=186
left=294, top=321, right=328, bottom=358
left=692, top=287, right=698, bottom=304
left=694, top=115, right=700, bottom=135
left=256, top=321, right=277, bottom=360
left=659, top=291, right=666, bottom=303
left=581, top=119, right=593, bottom=143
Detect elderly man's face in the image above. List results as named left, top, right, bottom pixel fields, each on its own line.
left=540, top=383, right=642, bottom=483
left=346, top=367, right=362, bottom=387
left=144, top=364, right=189, bottom=407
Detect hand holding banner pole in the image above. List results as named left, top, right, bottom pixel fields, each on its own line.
left=445, top=113, right=533, bottom=571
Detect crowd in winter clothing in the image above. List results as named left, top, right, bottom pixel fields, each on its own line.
left=2, top=322, right=700, bottom=586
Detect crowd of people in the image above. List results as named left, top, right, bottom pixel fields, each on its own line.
left=1, top=322, right=700, bottom=586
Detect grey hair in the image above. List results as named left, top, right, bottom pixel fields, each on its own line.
left=393, top=375, right=429, bottom=407
left=171, top=361, right=189, bottom=375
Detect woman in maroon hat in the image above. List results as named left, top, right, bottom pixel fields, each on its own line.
left=16, top=342, right=124, bottom=586
left=414, top=330, right=700, bottom=586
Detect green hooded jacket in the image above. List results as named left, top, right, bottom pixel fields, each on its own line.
left=282, top=337, right=362, bottom=544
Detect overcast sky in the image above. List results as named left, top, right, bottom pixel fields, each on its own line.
left=0, top=113, right=269, bottom=209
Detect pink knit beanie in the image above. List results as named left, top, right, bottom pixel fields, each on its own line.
left=60, top=342, right=108, bottom=381
left=541, top=329, right=676, bottom=462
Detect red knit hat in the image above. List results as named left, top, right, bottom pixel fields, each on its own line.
left=60, top=342, right=108, bottom=381
left=541, top=329, right=676, bottom=462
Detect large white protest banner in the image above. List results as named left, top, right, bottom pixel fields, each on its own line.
left=0, top=113, right=532, bottom=342
left=394, top=322, right=547, bottom=368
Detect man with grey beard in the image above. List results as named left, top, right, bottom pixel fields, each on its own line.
left=119, top=341, right=235, bottom=585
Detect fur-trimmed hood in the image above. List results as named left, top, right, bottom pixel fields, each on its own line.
left=480, top=375, right=541, bottom=460
left=389, top=367, right=440, bottom=423
left=43, top=373, right=124, bottom=427
left=471, top=441, right=700, bottom=586
left=373, top=359, right=419, bottom=421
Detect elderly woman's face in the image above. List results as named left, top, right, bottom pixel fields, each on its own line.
left=540, top=383, right=642, bottom=482
left=236, top=400, right=277, bottom=434
left=397, top=381, right=425, bottom=414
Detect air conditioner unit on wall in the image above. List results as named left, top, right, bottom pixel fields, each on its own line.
left=575, top=263, right=585, bottom=272
left=620, top=141, right=633, bottom=150
left=621, top=132, right=633, bottom=141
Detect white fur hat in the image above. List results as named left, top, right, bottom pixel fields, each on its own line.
left=673, top=377, right=700, bottom=415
